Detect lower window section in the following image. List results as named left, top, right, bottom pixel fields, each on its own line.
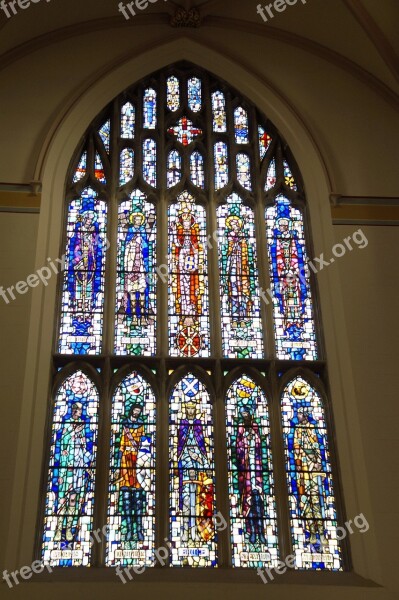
left=41, top=369, right=345, bottom=570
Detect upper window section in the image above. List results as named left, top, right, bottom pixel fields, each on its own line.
left=61, top=63, right=320, bottom=362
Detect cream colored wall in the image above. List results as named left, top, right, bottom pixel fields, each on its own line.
left=0, top=212, right=38, bottom=569
left=333, top=225, right=399, bottom=595
left=0, top=8, right=398, bottom=600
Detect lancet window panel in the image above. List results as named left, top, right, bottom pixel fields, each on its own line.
left=41, top=369, right=100, bottom=567
left=280, top=375, right=343, bottom=571
left=106, top=370, right=157, bottom=568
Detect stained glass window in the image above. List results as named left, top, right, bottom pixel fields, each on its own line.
left=99, top=120, right=110, bottom=153
left=58, top=188, right=107, bottom=355
left=168, top=116, right=202, bottom=146
left=284, top=159, right=297, bottom=190
left=190, top=151, right=205, bottom=188
left=217, top=194, right=263, bottom=358
left=169, top=374, right=217, bottom=567
left=167, top=76, right=180, bottom=111
left=115, top=190, right=156, bottom=356
left=94, top=153, right=106, bottom=183
left=48, top=64, right=345, bottom=574
left=142, top=139, right=157, bottom=187
left=212, top=91, right=226, bottom=132
left=42, top=371, right=99, bottom=566
left=107, top=371, right=156, bottom=567
left=120, top=149, right=135, bottom=186
left=236, top=153, right=252, bottom=190
left=121, top=102, right=135, bottom=138
left=188, top=77, right=202, bottom=112
left=266, top=195, right=318, bottom=360
left=214, top=142, right=229, bottom=189
left=259, top=126, right=272, bottom=160
left=143, top=88, right=157, bottom=129
left=234, top=107, right=249, bottom=144
left=73, top=152, right=87, bottom=182
left=281, top=377, right=342, bottom=570
left=226, top=375, right=278, bottom=568
left=265, top=158, right=277, bottom=190
left=168, top=192, right=210, bottom=357
left=167, top=150, right=182, bottom=188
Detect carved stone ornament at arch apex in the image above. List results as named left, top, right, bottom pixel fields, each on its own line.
left=170, top=6, right=201, bottom=28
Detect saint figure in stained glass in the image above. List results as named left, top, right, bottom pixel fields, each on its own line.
left=52, top=374, right=95, bottom=546
left=177, top=400, right=214, bottom=543
left=115, top=192, right=156, bottom=356
left=282, top=378, right=342, bottom=569
left=107, top=372, right=156, bottom=567
left=116, top=404, right=146, bottom=542
left=226, top=376, right=278, bottom=568
left=235, top=412, right=266, bottom=544
left=170, top=375, right=216, bottom=566
left=118, top=211, right=150, bottom=326
left=218, top=195, right=263, bottom=358
left=67, top=194, right=104, bottom=354
left=289, top=409, right=326, bottom=546
left=170, top=194, right=206, bottom=357
left=269, top=198, right=308, bottom=357
left=222, top=214, right=254, bottom=328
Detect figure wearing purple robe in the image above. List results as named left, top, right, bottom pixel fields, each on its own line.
left=236, top=407, right=267, bottom=544
left=67, top=210, right=103, bottom=319
left=177, top=402, right=210, bottom=542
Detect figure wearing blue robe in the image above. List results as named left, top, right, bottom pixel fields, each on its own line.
left=144, top=91, right=155, bottom=127
left=270, top=200, right=309, bottom=359
left=270, top=218, right=307, bottom=320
